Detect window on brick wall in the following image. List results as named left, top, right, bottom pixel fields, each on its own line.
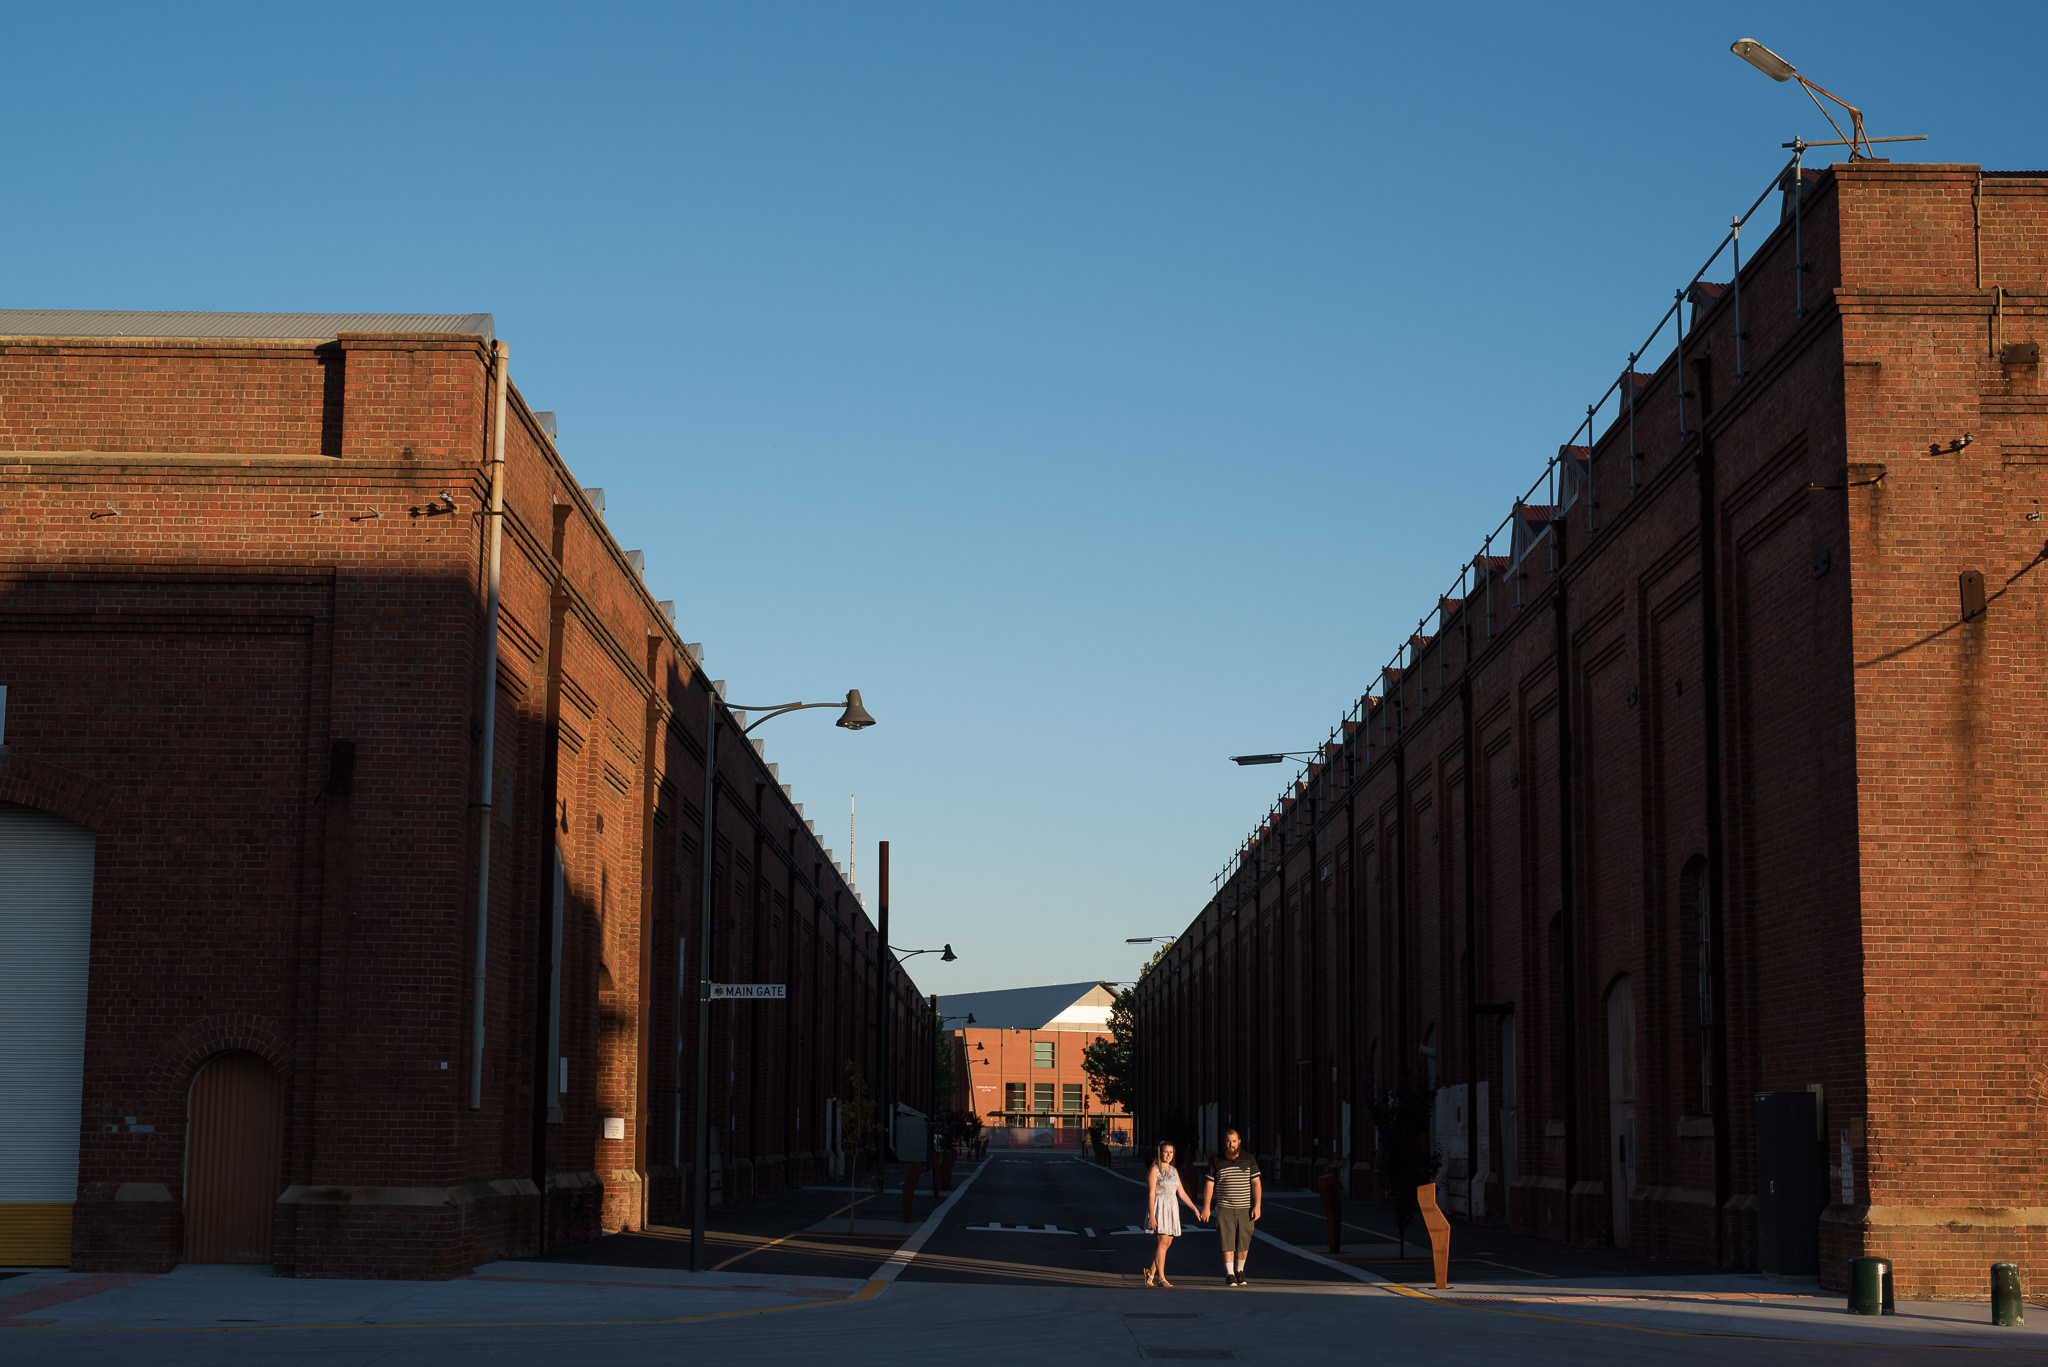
left=1005, top=1083, right=1027, bottom=1114
left=1034, top=1083, right=1055, bottom=1111
left=1033, top=1040, right=1054, bottom=1068
left=1062, top=1083, right=1083, bottom=1112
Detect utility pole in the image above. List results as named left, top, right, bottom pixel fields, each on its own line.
left=876, top=840, right=891, bottom=1179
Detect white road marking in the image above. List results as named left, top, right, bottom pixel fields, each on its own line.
left=856, top=1158, right=991, bottom=1299
left=1090, top=1161, right=1387, bottom=1285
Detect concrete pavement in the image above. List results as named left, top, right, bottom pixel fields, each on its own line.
left=5, top=1153, right=2044, bottom=1364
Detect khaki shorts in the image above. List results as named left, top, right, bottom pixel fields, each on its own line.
left=1215, top=1206, right=1254, bottom=1253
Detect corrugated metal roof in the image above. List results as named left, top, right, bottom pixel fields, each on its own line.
left=935, top=981, right=1115, bottom=1031
left=0, top=310, right=494, bottom=341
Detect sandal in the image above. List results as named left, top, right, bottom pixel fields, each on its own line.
left=1143, top=1269, right=1155, bottom=1287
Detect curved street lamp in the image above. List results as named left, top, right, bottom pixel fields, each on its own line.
left=1228, top=750, right=1322, bottom=766
left=691, top=684, right=874, bottom=1271
left=1730, top=37, right=1874, bottom=159
left=893, top=943, right=957, bottom=962
left=737, top=688, right=875, bottom=735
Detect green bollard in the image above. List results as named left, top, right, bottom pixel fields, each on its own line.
left=1992, top=1263, right=2024, bottom=1327
left=1847, top=1256, right=1891, bottom=1316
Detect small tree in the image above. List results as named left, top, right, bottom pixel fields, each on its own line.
left=1368, top=1073, right=1440, bottom=1256
left=1081, top=988, right=1136, bottom=1115
left=934, top=1107, right=982, bottom=1153
left=841, top=1060, right=879, bottom=1231
left=1084, top=949, right=1162, bottom=1119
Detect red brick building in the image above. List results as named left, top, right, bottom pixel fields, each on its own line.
left=1136, top=159, right=2048, bottom=1297
left=939, top=982, right=1129, bottom=1145
left=0, top=310, right=932, bottom=1276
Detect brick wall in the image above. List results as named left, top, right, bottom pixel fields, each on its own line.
left=1136, top=161, right=2048, bottom=1299
left=1, top=326, right=931, bottom=1277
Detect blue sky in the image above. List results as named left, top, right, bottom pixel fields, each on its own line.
left=9, top=3, right=2041, bottom=993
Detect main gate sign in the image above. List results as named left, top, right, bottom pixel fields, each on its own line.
left=708, top=983, right=786, bottom=1000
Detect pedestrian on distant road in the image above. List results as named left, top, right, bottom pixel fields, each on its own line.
left=1200, top=1128, right=1262, bottom=1287
left=1143, top=1141, right=1199, bottom=1287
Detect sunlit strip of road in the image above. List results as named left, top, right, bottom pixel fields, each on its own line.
left=849, top=1155, right=993, bottom=1301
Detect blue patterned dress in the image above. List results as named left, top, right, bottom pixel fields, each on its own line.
left=1150, top=1164, right=1183, bottom=1236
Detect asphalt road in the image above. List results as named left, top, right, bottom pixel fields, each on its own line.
left=13, top=1155, right=2042, bottom=1364
left=903, top=1152, right=1357, bottom=1290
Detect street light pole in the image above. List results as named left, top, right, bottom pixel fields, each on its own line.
left=689, top=695, right=721, bottom=1274
left=876, top=839, right=890, bottom=1182
left=690, top=687, right=873, bottom=1272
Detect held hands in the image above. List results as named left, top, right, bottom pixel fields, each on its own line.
left=1199, top=1205, right=1210, bottom=1222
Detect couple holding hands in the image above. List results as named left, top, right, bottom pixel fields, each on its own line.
left=1143, top=1128, right=1261, bottom=1288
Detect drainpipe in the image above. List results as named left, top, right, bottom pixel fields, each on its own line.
left=1693, top=362, right=1733, bottom=1267
left=1551, top=521, right=1579, bottom=1243
left=1393, top=740, right=1408, bottom=1063
left=470, top=340, right=509, bottom=1109
left=1460, top=599, right=1480, bottom=1220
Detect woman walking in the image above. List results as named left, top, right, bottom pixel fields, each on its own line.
left=1143, top=1141, right=1200, bottom=1287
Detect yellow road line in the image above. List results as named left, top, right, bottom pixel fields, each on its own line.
left=710, top=1195, right=870, bottom=1272
left=28, top=1294, right=862, bottom=1333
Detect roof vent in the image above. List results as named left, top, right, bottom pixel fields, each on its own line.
left=1687, top=282, right=1729, bottom=334
left=626, top=550, right=644, bottom=576
left=1509, top=502, right=1560, bottom=573
left=533, top=411, right=558, bottom=440
left=582, top=487, right=606, bottom=519
left=1779, top=167, right=1823, bottom=224
left=657, top=600, right=675, bottom=622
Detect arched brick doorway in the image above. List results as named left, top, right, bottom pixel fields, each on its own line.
left=184, top=1052, right=282, bottom=1264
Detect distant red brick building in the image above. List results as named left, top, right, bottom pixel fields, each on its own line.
left=1136, top=159, right=2048, bottom=1298
left=0, top=311, right=931, bottom=1276
left=939, top=982, right=1129, bottom=1145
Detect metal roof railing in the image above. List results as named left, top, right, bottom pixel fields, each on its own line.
left=1209, top=149, right=1810, bottom=902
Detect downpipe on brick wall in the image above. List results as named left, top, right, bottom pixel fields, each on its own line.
left=1551, top=525, right=1580, bottom=1245
left=471, top=340, right=509, bottom=1109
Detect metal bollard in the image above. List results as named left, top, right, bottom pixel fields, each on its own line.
left=1992, top=1263, right=2024, bottom=1327
left=1317, top=1173, right=1343, bottom=1254
left=901, top=1162, right=923, bottom=1222
left=1847, top=1256, right=1893, bottom=1316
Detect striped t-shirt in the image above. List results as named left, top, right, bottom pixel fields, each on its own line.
left=1206, top=1154, right=1260, bottom=1207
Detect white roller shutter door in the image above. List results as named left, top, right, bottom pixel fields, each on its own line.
left=0, top=802, right=96, bottom=1203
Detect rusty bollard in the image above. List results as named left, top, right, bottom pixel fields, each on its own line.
left=1317, top=1173, right=1344, bottom=1253
left=1417, top=1182, right=1451, bottom=1290
left=901, top=1162, right=923, bottom=1221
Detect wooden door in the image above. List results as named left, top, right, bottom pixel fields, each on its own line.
left=1606, top=978, right=1636, bottom=1248
left=184, top=1052, right=282, bottom=1264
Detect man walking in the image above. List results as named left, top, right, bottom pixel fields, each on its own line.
left=1200, top=1127, right=1261, bottom=1287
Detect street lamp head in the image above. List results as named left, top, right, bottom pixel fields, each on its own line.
left=1229, top=754, right=1286, bottom=766
left=835, top=688, right=876, bottom=730
left=966, top=1011, right=975, bottom=1025
left=940, top=944, right=957, bottom=962
left=1731, top=38, right=1796, bottom=82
